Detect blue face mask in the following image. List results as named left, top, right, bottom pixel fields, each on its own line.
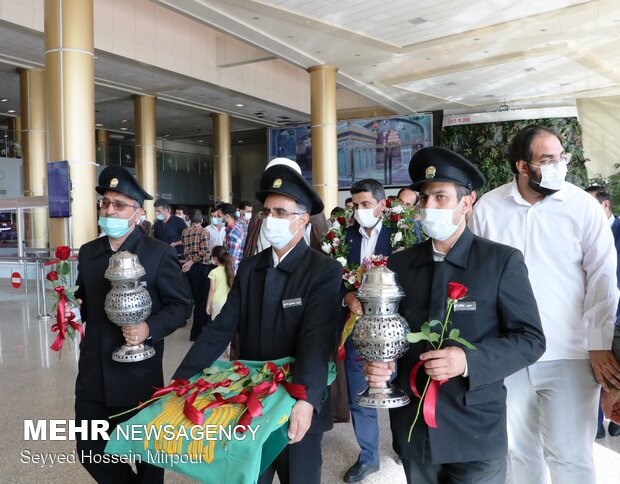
left=234, top=210, right=241, bottom=218
left=98, top=210, right=138, bottom=239
left=156, top=213, right=165, bottom=221
left=211, top=217, right=222, bottom=226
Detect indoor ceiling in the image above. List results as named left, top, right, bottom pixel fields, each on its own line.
left=1, top=0, right=619, bottom=146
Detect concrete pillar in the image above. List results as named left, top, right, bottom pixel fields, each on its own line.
left=307, top=65, right=339, bottom=214
left=19, top=67, right=48, bottom=248
left=44, top=0, right=97, bottom=249
left=96, top=128, right=109, bottom=165
left=134, top=95, right=157, bottom=221
left=212, top=113, right=232, bottom=203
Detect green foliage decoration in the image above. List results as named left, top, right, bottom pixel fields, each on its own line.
left=440, top=117, right=588, bottom=196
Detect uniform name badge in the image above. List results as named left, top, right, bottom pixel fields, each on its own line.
left=282, top=298, right=302, bottom=308
left=454, top=301, right=476, bottom=311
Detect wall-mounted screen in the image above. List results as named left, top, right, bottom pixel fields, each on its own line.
left=47, top=161, right=71, bottom=218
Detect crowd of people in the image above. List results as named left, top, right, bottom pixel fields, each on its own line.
left=70, top=124, right=620, bottom=483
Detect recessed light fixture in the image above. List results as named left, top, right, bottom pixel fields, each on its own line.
left=288, top=35, right=295, bottom=39
left=237, top=140, right=244, bottom=143
left=121, top=119, right=128, bottom=123
left=355, top=54, right=361, bottom=57
left=473, top=38, right=480, bottom=41
left=7, top=109, right=15, bottom=113
left=235, top=103, right=245, bottom=107
left=120, top=127, right=128, bottom=131
left=316, top=50, right=322, bottom=54
left=524, top=67, right=536, bottom=72
left=252, top=16, right=260, bottom=20
left=0, top=98, right=7, bottom=102
left=197, top=139, right=204, bottom=143
left=446, top=82, right=457, bottom=86
left=540, top=28, right=547, bottom=32
left=408, top=17, right=427, bottom=26
left=95, top=123, right=103, bottom=127
left=425, top=57, right=431, bottom=60
left=164, top=134, right=170, bottom=137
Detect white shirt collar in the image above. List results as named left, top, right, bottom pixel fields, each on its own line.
left=272, top=246, right=295, bottom=267
left=358, top=221, right=382, bottom=239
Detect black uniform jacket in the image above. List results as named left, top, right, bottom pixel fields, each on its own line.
left=387, top=228, right=545, bottom=464
left=174, top=239, right=343, bottom=433
left=75, top=227, right=192, bottom=407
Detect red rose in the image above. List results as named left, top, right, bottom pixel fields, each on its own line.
left=46, top=271, right=59, bottom=281
left=386, top=199, right=393, bottom=208
left=55, top=246, right=71, bottom=260
left=391, top=214, right=401, bottom=223
left=326, top=231, right=336, bottom=241
left=448, top=282, right=467, bottom=300
left=337, top=216, right=346, bottom=225
left=233, top=363, right=250, bottom=378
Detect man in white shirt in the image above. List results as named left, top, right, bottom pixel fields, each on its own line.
left=342, top=179, right=393, bottom=483
left=206, top=206, right=226, bottom=252
left=470, top=125, right=620, bottom=484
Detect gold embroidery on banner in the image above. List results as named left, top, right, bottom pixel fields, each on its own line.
left=144, top=379, right=245, bottom=464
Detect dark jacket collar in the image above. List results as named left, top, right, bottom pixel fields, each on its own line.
left=255, top=238, right=309, bottom=273
left=410, top=227, right=473, bottom=269
left=92, top=226, right=143, bottom=258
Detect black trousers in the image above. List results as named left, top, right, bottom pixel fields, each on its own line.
left=75, top=400, right=164, bottom=484
left=401, top=456, right=506, bottom=484
left=187, top=263, right=212, bottom=340
left=257, top=432, right=323, bottom=484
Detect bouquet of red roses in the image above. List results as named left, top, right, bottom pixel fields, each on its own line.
left=44, top=246, right=83, bottom=352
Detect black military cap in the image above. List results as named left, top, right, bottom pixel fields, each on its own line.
left=256, top=159, right=324, bottom=215
left=408, top=146, right=485, bottom=191
left=96, top=165, right=153, bottom=206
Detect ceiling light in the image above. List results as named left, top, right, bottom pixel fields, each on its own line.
left=473, top=38, right=480, bottom=41
left=197, top=139, right=204, bottom=143
left=235, top=103, right=245, bottom=107
left=120, top=127, right=128, bottom=131
left=164, top=134, right=170, bottom=137
left=7, top=109, right=15, bottom=113
left=95, top=123, right=103, bottom=127
left=425, top=57, right=431, bottom=60
left=252, top=16, right=260, bottom=20
left=408, top=17, right=427, bottom=25
left=540, top=28, right=547, bottom=32
left=316, top=51, right=322, bottom=54
left=237, top=140, right=244, bottom=143
left=524, top=67, right=536, bottom=72
left=0, top=98, right=7, bottom=102
left=355, top=54, right=361, bottom=57
left=288, top=35, right=295, bottom=39
left=121, top=119, right=128, bottom=123
left=446, top=82, right=457, bottom=86
left=499, top=104, right=509, bottom=111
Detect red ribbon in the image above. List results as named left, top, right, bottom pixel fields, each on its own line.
left=409, top=361, right=447, bottom=429
left=139, top=362, right=309, bottom=431
left=50, top=286, right=84, bottom=352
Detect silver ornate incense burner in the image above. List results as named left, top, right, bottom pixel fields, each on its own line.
left=352, top=265, right=410, bottom=408
left=104, top=251, right=154, bottom=362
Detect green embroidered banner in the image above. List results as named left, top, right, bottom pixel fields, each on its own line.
left=105, top=358, right=336, bottom=483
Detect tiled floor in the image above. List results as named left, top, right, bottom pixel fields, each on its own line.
left=0, top=280, right=618, bottom=483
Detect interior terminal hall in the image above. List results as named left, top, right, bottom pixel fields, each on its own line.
left=1, top=1, right=620, bottom=483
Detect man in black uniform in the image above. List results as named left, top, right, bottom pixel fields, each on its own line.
left=365, top=147, right=546, bottom=484
left=174, top=160, right=342, bottom=484
left=74, top=166, right=191, bottom=483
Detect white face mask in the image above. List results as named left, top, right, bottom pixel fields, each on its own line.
left=354, top=205, right=380, bottom=228
left=243, top=212, right=252, bottom=221
left=419, top=199, right=463, bottom=241
left=261, top=216, right=300, bottom=250
left=539, top=162, right=567, bottom=190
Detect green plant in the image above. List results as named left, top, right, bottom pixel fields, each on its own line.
left=588, top=163, right=620, bottom=214
left=440, top=118, right=588, bottom=195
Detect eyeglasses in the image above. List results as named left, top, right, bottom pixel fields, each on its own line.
left=99, top=199, right=139, bottom=211
left=258, top=208, right=305, bottom=220
left=528, top=153, right=572, bottom=167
